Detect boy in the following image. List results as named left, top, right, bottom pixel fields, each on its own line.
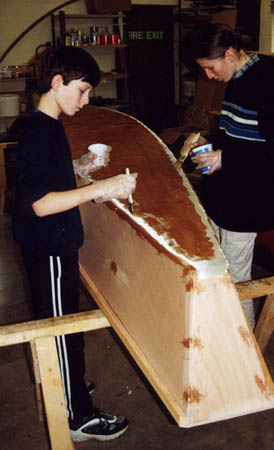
left=13, top=46, right=137, bottom=442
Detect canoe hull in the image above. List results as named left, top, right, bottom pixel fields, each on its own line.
left=62, top=106, right=274, bottom=427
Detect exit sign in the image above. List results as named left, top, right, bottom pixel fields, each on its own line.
left=127, top=30, right=165, bottom=40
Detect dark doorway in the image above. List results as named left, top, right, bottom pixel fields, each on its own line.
left=126, top=5, right=176, bottom=133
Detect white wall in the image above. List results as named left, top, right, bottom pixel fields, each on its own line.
left=0, top=0, right=87, bottom=66
left=0, top=0, right=177, bottom=66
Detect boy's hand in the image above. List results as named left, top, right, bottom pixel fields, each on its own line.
left=73, top=147, right=111, bottom=179
left=93, top=173, right=138, bottom=203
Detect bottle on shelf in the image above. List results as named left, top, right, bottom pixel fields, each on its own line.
left=90, top=27, right=98, bottom=45
left=103, top=27, right=109, bottom=46
left=70, top=29, right=76, bottom=46
left=62, top=26, right=121, bottom=48
left=83, top=29, right=89, bottom=46
left=98, top=27, right=105, bottom=46
left=65, top=31, right=71, bottom=46
left=109, top=27, right=118, bottom=45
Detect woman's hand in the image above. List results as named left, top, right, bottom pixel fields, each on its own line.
left=182, top=133, right=208, bottom=157
left=191, top=149, right=222, bottom=174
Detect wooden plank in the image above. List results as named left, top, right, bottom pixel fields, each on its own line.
left=0, top=310, right=110, bottom=347
left=34, top=336, right=74, bottom=450
left=30, top=341, right=44, bottom=422
left=236, top=277, right=274, bottom=301
left=235, top=278, right=274, bottom=354
left=254, top=293, right=274, bottom=354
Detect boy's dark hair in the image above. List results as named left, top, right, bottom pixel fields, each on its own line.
left=37, top=46, right=101, bottom=95
left=182, top=23, right=252, bottom=62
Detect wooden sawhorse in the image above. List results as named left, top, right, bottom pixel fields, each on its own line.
left=0, top=276, right=273, bottom=449
left=236, top=275, right=274, bottom=354
left=0, top=309, right=110, bottom=449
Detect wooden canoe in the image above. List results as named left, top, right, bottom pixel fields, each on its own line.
left=62, top=106, right=274, bottom=427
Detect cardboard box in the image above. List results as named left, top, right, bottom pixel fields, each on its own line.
left=85, top=0, right=131, bottom=13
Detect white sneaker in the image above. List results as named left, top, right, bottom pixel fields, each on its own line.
left=69, top=408, right=128, bottom=442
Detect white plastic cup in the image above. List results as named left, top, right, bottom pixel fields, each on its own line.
left=192, top=143, right=213, bottom=174
left=88, top=143, right=108, bottom=166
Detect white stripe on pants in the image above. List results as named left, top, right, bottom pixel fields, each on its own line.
left=50, top=256, right=73, bottom=419
left=21, top=248, right=92, bottom=421
left=210, top=220, right=256, bottom=329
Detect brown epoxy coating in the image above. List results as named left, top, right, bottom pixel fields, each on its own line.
left=185, top=279, right=194, bottom=292
left=192, top=279, right=207, bottom=295
left=220, top=275, right=234, bottom=289
left=182, top=266, right=195, bottom=277
left=107, top=202, right=188, bottom=266
left=110, top=261, right=117, bottom=275
left=183, top=387, right=205, bottom=403
left=254, top=374, right=269, bottom=398
left=62, top=106, right=215, bottom=261
left=181, top=337, right=205, bottom=350
left=237, top=326, right=252, bottom=348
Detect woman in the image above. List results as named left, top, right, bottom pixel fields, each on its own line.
left=183, top=23, right=274, bottom=329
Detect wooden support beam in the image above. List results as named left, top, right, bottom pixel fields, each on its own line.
left=244, top=306, right=274, bottom=398
left=0, top=310, right=110, bottom=449
left=236, top=277, right=274, bottom=301
left=0, top=309, right=110, bottom=347
left=34, top=336, right=74, bottom=450
left=254, top=293, right=274, bottom=354
left=30, top=341, right=44, bottom=422
left=236, top=278, right=274, bottom=354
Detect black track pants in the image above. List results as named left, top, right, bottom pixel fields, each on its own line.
left=22, top=247, right=93, bottom=421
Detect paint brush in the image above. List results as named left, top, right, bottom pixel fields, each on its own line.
left=175, top=132, right=200, bottom=169
left=126, top=168, right=134, bottom=214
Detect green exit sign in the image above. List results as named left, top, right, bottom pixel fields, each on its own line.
left=127, top=30, right=165, bottom=40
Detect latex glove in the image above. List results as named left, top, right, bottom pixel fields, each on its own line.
left=192, top=149, right=222, bottom=174
left=73, top=147, right=111, bottom=179
left=93, top=173, right=138, bottom=203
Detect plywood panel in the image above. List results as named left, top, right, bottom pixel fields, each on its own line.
left=79, top=200, right=273, bottom=427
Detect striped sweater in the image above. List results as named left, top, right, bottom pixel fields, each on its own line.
left=220, top=100, right=266, bottom=142
left=199, top=54, right=274, bottom=232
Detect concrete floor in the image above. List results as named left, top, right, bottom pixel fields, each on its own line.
left=0, top=209, right=273, bottom=450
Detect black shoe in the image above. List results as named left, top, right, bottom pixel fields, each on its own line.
left=85, top=379, right=95, bottom=395
left=70, top=408, right=128, bottom=442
